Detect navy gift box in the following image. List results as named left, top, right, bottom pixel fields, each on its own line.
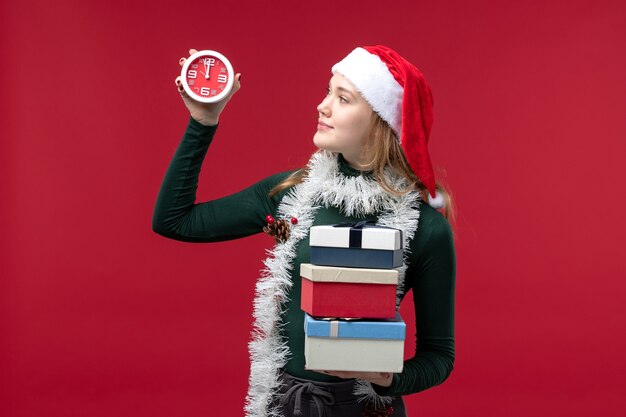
left=309, top=223, right=403, bottom=269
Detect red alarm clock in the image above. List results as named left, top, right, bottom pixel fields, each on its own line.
left=180, top=50, right=235, bottom=103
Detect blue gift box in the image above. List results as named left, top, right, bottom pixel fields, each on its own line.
left=304, top=312, right=405, bottom=339
left=303, top=313, right=406, bottom=372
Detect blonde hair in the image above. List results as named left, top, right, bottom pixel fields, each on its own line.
left=269, top=113, right=455, bottom=221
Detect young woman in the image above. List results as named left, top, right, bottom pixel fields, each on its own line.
left=153, top=45, right=456, bottom=417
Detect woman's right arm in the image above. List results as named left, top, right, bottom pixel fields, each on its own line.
left=152, top=118, right=292, bottom=242
left=152, top=49, right=291, bottom=242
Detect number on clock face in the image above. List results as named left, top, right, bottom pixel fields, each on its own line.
left=185, top=56, right=230, bottom=98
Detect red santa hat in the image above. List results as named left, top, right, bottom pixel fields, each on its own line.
left=332, top=45, right=440, bottom=203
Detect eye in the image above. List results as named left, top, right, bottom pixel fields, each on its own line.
left=339, top=96, right=349, bottom=103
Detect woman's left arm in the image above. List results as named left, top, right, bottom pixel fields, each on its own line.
left=377, top=210, right=457, bottom=396
left=322, top=208, right=456, bottom=395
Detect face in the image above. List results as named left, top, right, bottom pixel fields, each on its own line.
left=313, top=73, right=373, bottom=167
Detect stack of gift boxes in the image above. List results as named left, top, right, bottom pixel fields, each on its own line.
left=300, top=223, right=406, bottom=373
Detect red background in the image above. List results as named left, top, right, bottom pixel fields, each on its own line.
left=2, top=0, right=626, bottom=416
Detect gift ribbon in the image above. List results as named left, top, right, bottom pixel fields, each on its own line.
left=333, top=221, right=402, bottom=249
left=329, top=320, right=339, bottom=338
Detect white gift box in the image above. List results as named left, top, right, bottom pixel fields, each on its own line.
left=309, top=224, right=403, bottom=250
left=303, top=313, right=405, bottom=373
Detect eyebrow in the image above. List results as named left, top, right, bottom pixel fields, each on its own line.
left=329, top=84, right=356, bottom=98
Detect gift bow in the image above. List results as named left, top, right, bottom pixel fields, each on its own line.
left=332, top=221, right=402, bottom=249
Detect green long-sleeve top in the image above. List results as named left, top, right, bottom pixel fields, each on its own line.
left=152, top=118, right=456, bottom=396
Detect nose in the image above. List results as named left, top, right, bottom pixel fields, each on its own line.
left=317, top=94, right=331, bottom=116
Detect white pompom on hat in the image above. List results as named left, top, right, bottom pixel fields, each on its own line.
left=428, top=190, right=445, bottom=209
left=332, top=45, right=439, bottom=203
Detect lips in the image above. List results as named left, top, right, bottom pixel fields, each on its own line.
left=317, top=120, right=333, bottom=130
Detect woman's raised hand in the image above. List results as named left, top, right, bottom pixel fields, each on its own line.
left=175, top=48, right=241, bottom=126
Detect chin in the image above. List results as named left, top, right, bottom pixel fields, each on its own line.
left=313, top=132, right=327, bottom=150
left=314, top=133, right=343, bottom=155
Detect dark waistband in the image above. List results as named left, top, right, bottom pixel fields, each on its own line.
left=277, top=372, right=404, bottom=417
left=279, top=371, right=357, bottom=400
left=277, top=371, right=360, bottom=417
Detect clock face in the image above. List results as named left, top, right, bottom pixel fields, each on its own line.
left=181, top=50, right=234, bottom=103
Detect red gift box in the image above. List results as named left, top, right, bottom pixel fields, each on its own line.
left=300, top=263, right=398, bottom=319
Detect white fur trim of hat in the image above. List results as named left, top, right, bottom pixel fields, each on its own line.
left=332, top=47, right=404, bottom=141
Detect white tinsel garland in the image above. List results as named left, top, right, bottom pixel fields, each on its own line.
left=244, top=151, right=421, bottom=416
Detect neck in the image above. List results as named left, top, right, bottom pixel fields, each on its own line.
left=341, top=152, right=371, bottom=172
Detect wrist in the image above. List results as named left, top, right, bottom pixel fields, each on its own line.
left=192, top=114, right=218, bottom=126
left=371, top=373, right=396, bottom=397
left=188, top=116, right=218, bottom=135
left=371, top=372, right=393, bottom=387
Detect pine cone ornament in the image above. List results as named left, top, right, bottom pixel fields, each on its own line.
left=263, top=215, right=297, bottom=243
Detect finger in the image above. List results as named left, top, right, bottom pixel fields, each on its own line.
left=323, top=371, right=347, bottom=378
left=230, top=73, right=242, bottom=94
left=189, top=48, right=198, bottom=56
left=312, top=369, right=333, bottom=376
left=179, top=57, right=186, bottom=67
left=175, top=77, right=187, bottom=96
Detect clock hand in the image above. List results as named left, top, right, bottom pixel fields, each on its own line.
left=203, top=59, right=210, bottom=79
